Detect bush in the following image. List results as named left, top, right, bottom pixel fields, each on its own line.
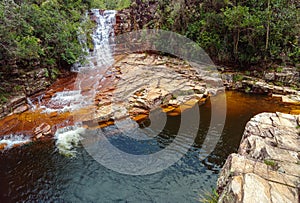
left=0, top=0, right=93, bottom=71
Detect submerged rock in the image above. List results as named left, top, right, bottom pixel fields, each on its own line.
left=217, top=112, right=300, bottom=203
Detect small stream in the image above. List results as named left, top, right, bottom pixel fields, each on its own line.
left=0, top=91, right=297, bottom=202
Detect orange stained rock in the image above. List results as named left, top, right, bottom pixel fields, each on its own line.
left=163, top=98, right=201, bottom=117
left=0, top=109, right=73, bottom=137
left=289, top=110, right=300, bottom=115
left=0, top=143, right=8, bottom=150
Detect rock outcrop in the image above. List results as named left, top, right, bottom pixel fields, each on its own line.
left=222, top=71, right=300, bottom=105
left=217, top=112, right=300, bottom=203
left=114, top=1, right=159, bottom=35
left=0, top=68, right=55, bottom=119
left=84, top=53, right=219, bottom=124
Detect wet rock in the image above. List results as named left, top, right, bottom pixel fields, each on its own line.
left=0, top=143, right=8, bottom=150
left=13, top=104, right=29, bottom=114
left=91, top=53, right=216, bottom=123
left=222, top=69, right=300, bottom=100
left=33, top=123, right=52, bottom=139
left=217, top=112, right=300, bottom=203
left=281, top=95, right=300, bottom=105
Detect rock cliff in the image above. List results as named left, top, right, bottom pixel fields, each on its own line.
left=217, top=112, right=300, bottom=203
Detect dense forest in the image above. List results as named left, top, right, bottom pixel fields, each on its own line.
left=155, top=0, right=299, bottom=68
left=0, top=0, right=299, bottom=75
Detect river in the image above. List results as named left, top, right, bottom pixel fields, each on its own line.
left=0, top=91, right=297, bottom=202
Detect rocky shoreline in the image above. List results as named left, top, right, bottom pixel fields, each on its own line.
left=0, top=53, right=217, bottom=147
left=221, top=67, right=300, bottom=105
left=217, top=112, right=300, bottom=203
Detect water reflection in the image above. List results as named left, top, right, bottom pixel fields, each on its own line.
left=0, top=91, right=298, bottom=202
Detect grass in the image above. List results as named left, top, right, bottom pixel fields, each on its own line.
left=199, top=189, right=219, bottom=203
left=0, top=94, right=8, bottom=103
left=274, top=81, right=284, bottom=87
left=245, top=70, right=251, bottom=76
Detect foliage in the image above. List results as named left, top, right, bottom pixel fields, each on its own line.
left=0, top=0, right=93, bottom=72
left=233, top=74, right=244, bottom=82
left=264, top=159, right=277, bottom=167
left=89, top=0, right=131, bottom=10
left=199, top=188, right=219, bottom=203
left=153, top=0, right=300, bottom=69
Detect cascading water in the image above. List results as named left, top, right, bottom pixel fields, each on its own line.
left=0, top=10, right=117, bottom=152
left=42, top=9, right=116, bottom=115
left=0, top=134, right=31, bottom=150
left=52, top=9, right=117, bottom=155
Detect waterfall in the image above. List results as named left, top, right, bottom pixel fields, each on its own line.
left=42, top=9, right=116, bottom=114
left=72, top=9, right=116, bottom=72
left=53, top=9, right=116, bottom=156
left=0, top=9, right=117, bottom=153
left=0, top=134, right=31, bottom=150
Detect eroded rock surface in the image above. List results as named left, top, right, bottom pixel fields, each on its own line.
left=0, top=53, right=221, bottom=151
left=222, top=71, right=300, bottom=105
left=217, top=112, right=300, bottom=203
left=90, top=53, right=220, bottom=123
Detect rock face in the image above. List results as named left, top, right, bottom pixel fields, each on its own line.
left=0, top=68, right=54, bottom=119
left=89, top=53, right=219, bottom=123
left=114, top=1, right=159, bottom=35
left=217, top=112, right=300, bottom=203
left=33, top=123, right=52, bottom=139
left=222, top=72, right=300, bottom=105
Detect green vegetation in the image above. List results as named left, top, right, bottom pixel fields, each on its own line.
left=233, top=74, right=244, bottom=82
left=264, top=159, right=277, bottom=167
left=245, top=86, right=251, bottom=93
left=90, top=0, right=131, bottom=10
left=155, top=0, right=300, bottom=68
left=0, top=0, right=94, bottom=73
left=199, top=189, right=219, bottom=203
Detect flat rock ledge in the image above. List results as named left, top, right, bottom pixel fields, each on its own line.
left=217, top=112, right=300, bottom=203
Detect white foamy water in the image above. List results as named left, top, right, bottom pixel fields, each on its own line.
left=0, top=134, right=31, bottom=150
left=41, top=90, right=92, bottom=113
left=51, top=10, right=116, bottom=156
left=72, top=9, right=116, bottom=71
left=55, top=126, right=85, bottom=157
left=42, top=10, right=116, bottom=114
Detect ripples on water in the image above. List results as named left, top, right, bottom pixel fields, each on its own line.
left=0, top=91, right=297, bottom=202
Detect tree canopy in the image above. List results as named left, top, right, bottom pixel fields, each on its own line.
left=155, top=0, right=300, bottom=68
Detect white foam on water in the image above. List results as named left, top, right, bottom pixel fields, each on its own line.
left=41, top=90, right=92, bottom=113
left=42, top=10, right=116, bottom=114
left=71, top=9, right=116, bottom=72
left=0, top=134, right=31, bottom=150
left=55, top=126, right=86, bottom=157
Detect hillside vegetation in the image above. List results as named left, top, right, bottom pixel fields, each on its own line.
left=0, top=0, right=299, bottom=102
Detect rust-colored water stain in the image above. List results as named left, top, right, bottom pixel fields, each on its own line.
left=290, top=110, right=300, bottom=115
left=0, top=110, right=73, bottom=137
left=163, top=98, right=207, bottom=116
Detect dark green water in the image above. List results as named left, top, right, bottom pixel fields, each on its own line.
left=0, top=91, right=297, bottom=202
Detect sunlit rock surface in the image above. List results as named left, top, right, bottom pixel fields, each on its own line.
left=0, top=53, right=212, bottom=151
left=217, top=112, right=300, bottom=203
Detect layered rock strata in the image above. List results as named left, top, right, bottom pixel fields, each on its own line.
left=217, top=112, right=300, bottom=203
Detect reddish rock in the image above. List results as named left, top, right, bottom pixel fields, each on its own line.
left=33, top=123, right=52, bottom=139
left=0, top=143, right=8, bottom=150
